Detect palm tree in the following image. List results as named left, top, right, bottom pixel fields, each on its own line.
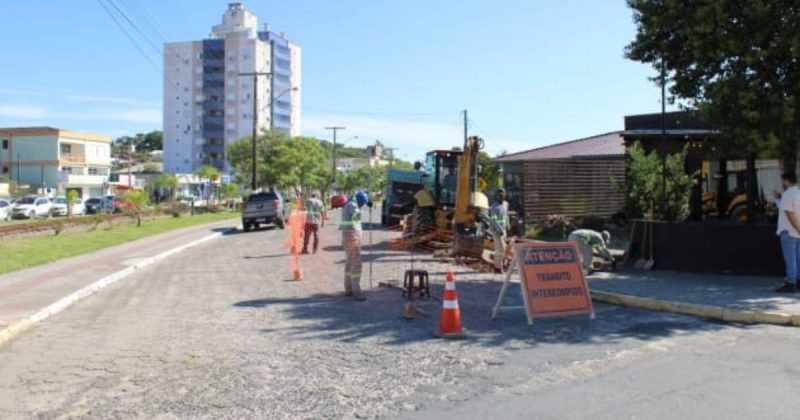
left=194, top=165, right=220, bottom=205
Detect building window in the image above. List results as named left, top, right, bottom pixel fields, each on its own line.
left=2, top=166, right=8, bottom=174
left=60, top=143, right=72, bottom=154
left=88, top=167, right=109, bottom=176
left=1, top=139, right=7, bottom=149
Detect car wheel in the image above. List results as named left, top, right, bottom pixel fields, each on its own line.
left=254, top=222, right=260, bottom=230
left=243, top=222, right=251, bottom=232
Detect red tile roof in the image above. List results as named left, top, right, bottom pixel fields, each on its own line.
left=493, top=131, right=624, bottom=162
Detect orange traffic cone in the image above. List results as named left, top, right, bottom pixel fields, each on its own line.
left=434, top=270, right=466, bottom=338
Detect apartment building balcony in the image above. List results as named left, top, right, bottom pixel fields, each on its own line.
left=203, top=115, right=224, bottom=126
left=60, top=153, right=86, bottom=164
left=203, top=100, right=225, bottom=111
left=203, top=71, right=225, bottom=82
left=202, top=144, right=225, bottom=154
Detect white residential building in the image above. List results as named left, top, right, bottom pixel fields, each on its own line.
left=163, top=2, right=301, bottom=174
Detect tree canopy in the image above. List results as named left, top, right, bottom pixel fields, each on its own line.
left=625, top=0, right=800, bottom=170
left=115, top=130, right=163, bottom=154
left=227, top=130, right=330, bottom=195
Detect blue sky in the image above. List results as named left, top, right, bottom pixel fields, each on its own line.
left=0, top=0, right=673, bottom=159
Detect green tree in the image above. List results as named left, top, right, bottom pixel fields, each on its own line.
left=268, top=136, right=328, bottom=196
left=66, top=190, right=79, bottom=218
left=625, top=0, right=800, bottom=170
left=120, top=190, right=150, bottom=227
left=226, top=129, right=290, bottom=191
left=152, top=173, right=179, bottom=207
left=194, top=165, right=220, bottom=205
left=219, top=182, right=241, bottom=202
left=626, top=142, right=697, bottom=222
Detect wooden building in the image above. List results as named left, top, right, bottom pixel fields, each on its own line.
left=493, top=132, right=625, bottom=223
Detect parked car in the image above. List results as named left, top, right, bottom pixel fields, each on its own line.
left=85, top=197, right=103, bottom=214
left=11, top=196, right=53, bottom=219
left=241, top=191, right=285, bottom=231
left=0, top=199, right=11, bottom=222
left=51, top=196, right=86, bottom=217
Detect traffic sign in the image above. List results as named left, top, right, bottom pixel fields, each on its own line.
left=492, top=240, right=594, bottom=325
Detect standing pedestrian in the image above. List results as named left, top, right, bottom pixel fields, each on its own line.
left=775, top=172, right=800, bottom=292
left=341, top=190, right=369, bottom=301
left=488, top=188, right=510, bottom=272
left=302, top=192, right=325, bottom=254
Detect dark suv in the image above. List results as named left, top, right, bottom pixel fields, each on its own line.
left=242, top=191, right=285, bottom=231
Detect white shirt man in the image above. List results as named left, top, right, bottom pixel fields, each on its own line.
left=775, top=173, right=800, bottom=293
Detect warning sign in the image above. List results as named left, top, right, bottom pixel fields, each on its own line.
left=492, top=240, right=594, bottom=325
left=515, top=242, right=593, bottom=320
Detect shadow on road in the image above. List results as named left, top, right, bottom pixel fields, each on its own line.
left=232, top=276, right=731, bottom=348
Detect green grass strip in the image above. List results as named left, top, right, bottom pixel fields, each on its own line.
left=0, top=212, right=238, bottom=275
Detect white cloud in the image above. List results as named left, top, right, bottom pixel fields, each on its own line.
left=0, top=87, right=158, bottom=107
left=0, top=104, right=49, bottom=119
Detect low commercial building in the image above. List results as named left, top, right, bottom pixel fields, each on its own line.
left=0, top=127, right=112, bottom=198
left=493, top=131, right=626, bottom=223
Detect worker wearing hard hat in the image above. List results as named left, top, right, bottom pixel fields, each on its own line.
left=341, top=190, right=370, bottom=301
left=488, top=188, right=510, bottom=272
left=568, top=229, right=614, bottom=273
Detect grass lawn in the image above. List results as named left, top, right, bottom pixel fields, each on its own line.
left=0, top=212, right=239, bottom=275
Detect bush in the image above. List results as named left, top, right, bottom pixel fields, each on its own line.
left=625, top=142, right=697, bottom=223
left=525, top=215, right=576, bottom=241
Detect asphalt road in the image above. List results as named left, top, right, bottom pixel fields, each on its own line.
left=1, top=216, right=800, bottom=419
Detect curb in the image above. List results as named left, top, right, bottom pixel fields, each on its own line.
left=590, top=290, right=797, bottom=327
left=0, top=228, right=233, bottom=348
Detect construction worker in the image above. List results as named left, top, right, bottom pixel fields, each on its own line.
left=341, top=190, right=369, bottom=301
left=568, top=229, right=614, bottom=273
left=302, top=192, right=325, bottom=254
left=488, top=188, right=510, bottom=272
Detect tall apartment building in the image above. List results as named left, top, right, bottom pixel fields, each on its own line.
left=163, top=2, right=301, bottom=174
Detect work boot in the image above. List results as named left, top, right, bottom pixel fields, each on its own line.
left=301, top=249, right=309, bottom=255
left=353, top=295, right=367, bottom=302
left=774, top=282, right=797, bottom=293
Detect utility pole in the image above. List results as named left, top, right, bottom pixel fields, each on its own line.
left=239, top=71, right=272, bottom=191
left=660, top=57, right=667, bottom=217
left=463, top=109, right=468, bottom=150
left=325, top=126, right=346, bottom=190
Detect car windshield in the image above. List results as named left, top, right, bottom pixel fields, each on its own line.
left=248, top=193, right=278, bottom=202
left=16, top=197, right=36, bottom=205
left=54, top=198, right=67, bottom=204
left=86, top=198, right=101, bottom=204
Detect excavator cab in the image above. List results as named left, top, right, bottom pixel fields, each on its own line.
left=408, top=137, right=491, bottom=258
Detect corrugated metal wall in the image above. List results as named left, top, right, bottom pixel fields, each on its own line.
left=523, top=158, right=625, bottom=222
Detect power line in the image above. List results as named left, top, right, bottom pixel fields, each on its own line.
left=95, top=0, right=161, bottom=73
left=105, top=0, right=162, bottom=56
left=118, top=0, right=173, bottom=43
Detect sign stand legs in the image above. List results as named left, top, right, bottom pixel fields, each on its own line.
left=491, top=255, right=533, bottom=326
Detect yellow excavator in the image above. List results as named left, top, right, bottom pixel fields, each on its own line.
left=400, top=136, right=508, bottom=269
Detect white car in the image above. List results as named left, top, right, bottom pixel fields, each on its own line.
left=0, top=199, right=11, bottom=222
left=51, top=196, right=86, bottom=217
left=11, top=196, right=53, bottom=219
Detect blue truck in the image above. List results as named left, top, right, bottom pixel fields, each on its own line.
left=381, top=168, right=425, bottom=226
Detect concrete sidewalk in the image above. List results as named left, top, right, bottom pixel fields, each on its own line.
left=0, top=218, right=239, bottom=343
left=589, top=270, right=800, bottom=326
